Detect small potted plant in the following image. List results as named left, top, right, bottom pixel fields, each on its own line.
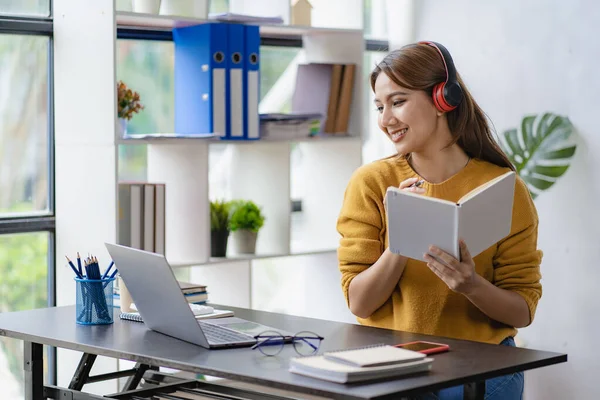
left=117, top=80, right=144, bottom=136
left=228, top=200, right=265, bottom=255
left=210, top=199, right=231, bottom=258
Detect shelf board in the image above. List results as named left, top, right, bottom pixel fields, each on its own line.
left=116, top=11, right=362, bottom=36
left=169, top=248, right=337, bottom=268
left=116, top=134, right=215, bottom=145
left=117, top=134, right=362, bottom=145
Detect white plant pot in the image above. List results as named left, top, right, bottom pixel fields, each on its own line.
left=232, top=229, right=258, bottom=255
left=160, top=0, right=208, bottom=18
left=132, top=0, right=161, bottom=14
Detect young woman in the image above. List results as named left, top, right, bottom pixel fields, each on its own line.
left=336, top=41, right=542, bottom=399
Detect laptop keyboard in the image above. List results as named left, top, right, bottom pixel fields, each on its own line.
left=199, top=321, right=255, bottom=344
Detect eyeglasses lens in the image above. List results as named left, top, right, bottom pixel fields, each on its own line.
left=293, top=331, right=322, bottom=356
left=256, top=330, right=285, bottom=356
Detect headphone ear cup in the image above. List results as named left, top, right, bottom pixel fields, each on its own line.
left=432, top=83, right=448, bottom=112
left=432, top=82, right=460, bottom=112
left=442, top=81, right=463, bottom=110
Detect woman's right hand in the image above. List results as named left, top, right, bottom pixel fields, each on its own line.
left=384, top=177, right=426, bottom=207
left=399, top=177, right=426, bottom=194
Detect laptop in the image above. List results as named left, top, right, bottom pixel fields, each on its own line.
left=105, top=243, right=290, bottom=349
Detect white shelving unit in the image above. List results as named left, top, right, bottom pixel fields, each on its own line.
left=55, top=0, right=365, bottom=393
left=114, top=9, right=365, bottom=269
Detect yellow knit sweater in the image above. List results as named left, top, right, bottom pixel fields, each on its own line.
left=336, top=155, right=543, bottom=344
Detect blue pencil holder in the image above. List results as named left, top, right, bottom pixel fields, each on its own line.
left=75, top=277, right=115, bottom=325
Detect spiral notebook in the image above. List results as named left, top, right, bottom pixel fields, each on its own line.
left=119, top=309, right=233, bottom=323
left=289, top=344, right=433, bottom=383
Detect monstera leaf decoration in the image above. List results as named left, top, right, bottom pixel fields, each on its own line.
left=500, top=112, right=576, bottom=199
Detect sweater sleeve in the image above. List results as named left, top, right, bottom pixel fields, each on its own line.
left=336, top=167, right=386, bottom=307
left=493, top=177, right=543, bottom=326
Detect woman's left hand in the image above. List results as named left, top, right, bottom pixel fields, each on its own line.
left=423, top=239, right=478, bottom=295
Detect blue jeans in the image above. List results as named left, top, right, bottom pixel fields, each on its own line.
left=416, top=336, right=524, bottom=400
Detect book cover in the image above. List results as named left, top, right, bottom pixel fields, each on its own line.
left=386, top=171, right=516, bottom=260
left=323, top=344, right=425, bottom=367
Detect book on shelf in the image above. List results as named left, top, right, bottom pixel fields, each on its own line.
left=207, top=12, right=284, bottom=24
left=113, top=280, right=208, bottom=307
left=386, top=171, right=516, bottom=261
left=259, top=112, right=323, bottom=140
left=291, top=62, right=356, bottom=136
left=117, top=182, right=166, bottom=255
left=289, top=344, right=433, bottom=383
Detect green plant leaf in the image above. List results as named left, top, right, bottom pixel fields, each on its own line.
left=531, top=164, right=570, bottom=178
left=522, top=175, right=554, bottom=192
left=501, top=112, right=576, bottom=197
left=210, top=199, right=231, bottom=231
left=228, top=200, right=265, bottom=233
left=520, top=115, right=537, bottom=151
left=503, top=129, right=523, bottom=164
left=539, top=146, right=576, bottom=160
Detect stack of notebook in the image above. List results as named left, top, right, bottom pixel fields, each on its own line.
left=113, top=280, right=208, bottom=308
left=289, top=344, right=433, bottom=383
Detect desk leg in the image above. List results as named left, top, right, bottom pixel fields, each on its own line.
left=463, top=381, right=485, bottom=400
left=69, top=353, right=97, bottom=391
left=24, top=341, right=44, bottom=400
left=122, top=362, right=157, bottom=391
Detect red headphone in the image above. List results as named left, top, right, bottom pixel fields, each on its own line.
left=418, top=41, right=463, bottom=112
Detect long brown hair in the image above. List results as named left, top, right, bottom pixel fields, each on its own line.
left=370, top=43, right=515, bottom=171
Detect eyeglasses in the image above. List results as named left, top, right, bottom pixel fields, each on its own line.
left=252, top=330, right=324, bottom=356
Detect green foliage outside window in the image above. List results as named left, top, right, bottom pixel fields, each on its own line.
left=0, top=231, right=48, bottom=392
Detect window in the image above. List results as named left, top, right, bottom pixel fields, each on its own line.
left=0, top=12, right=55, bottom=395
left=116, top=39, right=173, bottom=181
left=0, top=34, right=50, bottom=216
left=0, top=232, right=51, bottom=398
left=0, top=0, right=51, bottom=17
left=363, top=0, right=388, bottom=40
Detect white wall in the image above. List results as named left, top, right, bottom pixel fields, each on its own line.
left=410, top=0, right=600, bottom=398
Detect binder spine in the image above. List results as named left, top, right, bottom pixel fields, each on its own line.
left=244, top=25, right=260, bottom=140
left=211, top=23, right=228, bottom=137
left=227, top=23, right=245, bottom=139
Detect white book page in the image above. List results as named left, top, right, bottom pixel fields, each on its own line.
left=386, top=188, right=460, bottom=260
left=457, top=172, right=516, bottom=258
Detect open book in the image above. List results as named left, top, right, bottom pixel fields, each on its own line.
left=386, top=171, right=516, bottom=260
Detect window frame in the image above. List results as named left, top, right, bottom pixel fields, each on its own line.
left=0, top=0, right=56, bottom=387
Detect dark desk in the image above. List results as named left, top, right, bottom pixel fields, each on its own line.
left=0, top=305, right=566, bottom=400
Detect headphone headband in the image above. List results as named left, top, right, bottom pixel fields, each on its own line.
left=417, top=41, right=463, bottom=112
left=418, top=41, right=458, bottom=84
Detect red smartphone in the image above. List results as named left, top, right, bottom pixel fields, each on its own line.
left=395, top=340, right=450, bottom=355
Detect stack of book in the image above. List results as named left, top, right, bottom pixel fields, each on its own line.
left=113, top=280, right=208, bottom=308
left=118, top=182, right=166, bottom=255
left=289, top=344, right=433, bottom=383
left=291, top=62, right=356, bottom=135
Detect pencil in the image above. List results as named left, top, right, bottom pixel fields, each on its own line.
left=76, top=252, right=82, bottom=277
left=66, top=256, right=82, bottom=279
left=102, top=261, right=115, bottom=279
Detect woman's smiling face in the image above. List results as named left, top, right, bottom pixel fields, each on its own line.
left=373, top=72, right=442, bottom=155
